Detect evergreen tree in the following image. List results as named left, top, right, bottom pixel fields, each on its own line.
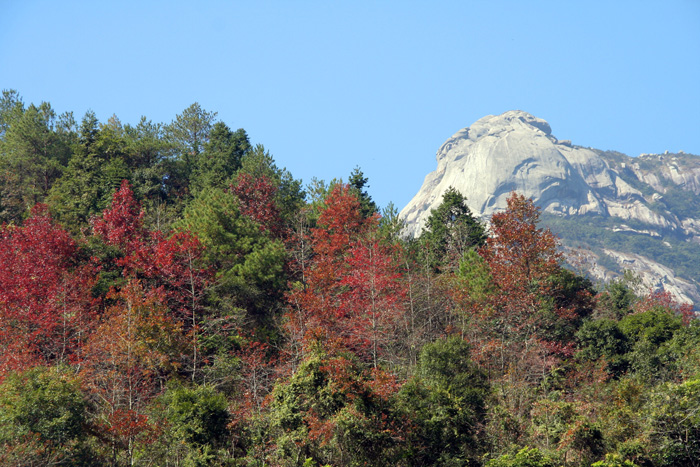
left=348, top=166, right=378, bottom=218
left=165, top=103, right=217, bottom=194
left=177, top=187, right=286, bottom=324
left=48, top=111, right=129, bottom=229
left=122, top=116, right=170, bottom=201
left=419, top=186, right=486, bottom=271
left=399, top=337, right=489, bottom=466
left=190, top=122, right=250, bottom=194
left=0, top=367, right=94, bottom=465
left=0, top=102, right=73, bottom=222
left=0, top=89, right=24, bottom=139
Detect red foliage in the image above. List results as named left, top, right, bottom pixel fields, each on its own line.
left=230, top=172, right=282, bottom=236
left=634, top=290, right=696, bottom=324
left=104, top=408, right=159, bottom=447
left=234, top=340, right=276, bottom=418
left=0, top=205, right=98, bottom=377
left=93, top=181, right=211, bottom=329
left=481, top=192, right=561, bottom=298
left=285, top=185, right=370, bottom=356
left=339, top=237, right=406, bottom=367
left=284, top=184, right=405, bottom=364
left=313, top=184, right=370, bottom=257
left=92, top=180, right=147, bottom=251
left=477, top=193, right=562, bottom=340
left=133, top=230, right=210, bottom=327
left=467, top=193, right=575, bottom=376
left=304, top=354, right=403, bottom=447
left=93, top=407, right=160, bottom=465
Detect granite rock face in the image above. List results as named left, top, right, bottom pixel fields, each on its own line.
left=401, top=111, right=666, bottom=236
left=400, top=111, right=700, bottom=305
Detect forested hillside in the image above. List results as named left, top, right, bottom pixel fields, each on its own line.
left=1, top=90, right=699, bottom=467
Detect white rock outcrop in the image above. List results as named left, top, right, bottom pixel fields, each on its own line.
left=400, top=110, right=700, bottom=305
left=400, top=111, right=677, bottom=237
left=564, top=247, right=695, bottom=305
left=600, top=249, right=697, bottom=305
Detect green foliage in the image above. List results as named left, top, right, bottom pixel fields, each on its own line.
left=539, top=268, right=596, bottom=344
left=269, top=352, right=404, bottom=466
left=419, top=186, right=486, bottom=271
left=596, top=378, right=649, bottom=464
left=619, top=308, right=682, bottom=347
left=0, top=89, right=25, bottom=138
left=595, top=272, right=639, bottom=320
left=664, top=320, right=700, bottom=376
left=578, top=306, right=688, bottom=381
left=122, top=116, right=172, bottom=203
left=0, top=101, right=74, bottom=222
left=162, top=384, right=230, bottom=447
left=644, top=378, right=700, bottom=466
left=167, top=102, right=217, bottom=157
left=485, top=446, right=554, bottom=467
left=378, top=201, right=405, bottom=241
left=0, top=367, right=94, bottom=465
left=48, top=111, right=130, bottom=229
left=399, top=337, right=489, bottom=466
left=149, top=383, right=230, bottom=466
left=190, top=122, right=250, bottom=194
left=178, top=187, right=286, bottom=320
left=457, top=249, right=494, bottom=301
left=576, top=319, right=629, bottom=376
left=165, top=103, right=218, bottom=191
left=591, top=453, right=639, bottom=467
left=528, top=398, right=578, bottom=454
left=619, top=309, right=684, bottom=382
left=347, top=166, right=378, bottom=218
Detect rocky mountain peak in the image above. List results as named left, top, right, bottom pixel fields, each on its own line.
left=401, top=111, right=629, bottom=236
left=470, top=110, right=552, bottom=138
left=400, top=111, right=700, bottom=305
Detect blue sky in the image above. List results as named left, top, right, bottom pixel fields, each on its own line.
left=2, top=1, right=699, bottom=211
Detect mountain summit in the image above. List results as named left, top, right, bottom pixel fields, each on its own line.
left=401, top=110, right=663, bottom=236
left=400, top=111, right=700, bottom=305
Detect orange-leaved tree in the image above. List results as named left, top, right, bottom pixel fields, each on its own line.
left=474, top=193, right=586, bottom=378
left=81, top=280, right=186, bottom=465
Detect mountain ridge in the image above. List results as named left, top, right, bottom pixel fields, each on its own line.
left=399, top=111, right=700, bottom=305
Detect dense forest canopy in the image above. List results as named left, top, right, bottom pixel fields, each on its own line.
left=1, top=90, right=699, bottom=467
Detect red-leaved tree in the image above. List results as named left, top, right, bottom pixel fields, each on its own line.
left=284, top=184, right=369, bottom=360
left=230, top=172, right=282, bottom=237
left=285, top=184, right=406, bottom=368
left=340, top=235, right=406, bottom=368
left=92, top=180, right=211, bottom=377
left=0, top=204, right=97, bottom=378
left=475, top=193, right=566, bottom=378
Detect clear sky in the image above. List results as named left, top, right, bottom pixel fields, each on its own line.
left=2, top=0, right=699, bottom=211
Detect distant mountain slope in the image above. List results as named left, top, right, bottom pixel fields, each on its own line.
left=400, top=111, right=700, bottom=304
